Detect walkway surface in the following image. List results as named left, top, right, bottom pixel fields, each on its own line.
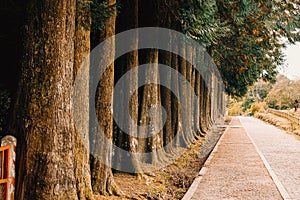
left=241, top=117, right=300, bottom=199
left=183, top=116, right=300, bottom=200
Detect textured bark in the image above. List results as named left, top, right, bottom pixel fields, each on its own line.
left=114, top=0, right=141, bottom=174
left=169, top=17, right=183, bottom=148
left=200, top=75, right=208, bottom=134
left=12, top=1, right=82, bottom=199
left=159, top=50, right=172, bottom=150
left=90, top=0, right=120, bottom=196
left=205, top=77, right=212, bottom=127
left=159, top=4, right=173, bottom=153
left=178, top=42, right=189, bottom=147
left=138, top=49, right=163, bottom=164
left=193, top=47, right=203, bottom=136
left=185, top=45, right=195, bottom=144
left=194, top=70, right=201, bottom=135
left=138, top=0, right=165, bottom=165
left=171, top=46, right=182, bottom=148
left=73, top=0, right=94, bottom=199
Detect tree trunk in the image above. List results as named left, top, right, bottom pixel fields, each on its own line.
left=185, top=44, right=195, bottom=144
left=114, top=0, right=141, bottom=174
left=159, top=49, right=173, bottom=152
left=159, top=3, right=173, bottom=153
left=90, top=0, right=120, bottom=196
left=138, top=0, right=165, bottom=165
left=10, top=0, right=89, bottom=199
left=200, top=75, right=208, bottom=134
left=171, top=44, right=182, bottom=148
left=138, top=49, right=163, bottom=164
left=73, top=0, right=94, bottom=198
left=178, top=41, right=189, bottom=147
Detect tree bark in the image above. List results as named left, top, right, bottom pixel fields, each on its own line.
left=90, top=0, right=120, bottom=196
left=114, top=0, right=141, bottom=174
left=138, top=0, right=165, bottom=165
left=73, top=0, right=94, bottom=198
left=178, top=41, right=189, bottom=147
left=11, top=0, right=88, bottom=199
left=185, top=44, right=195, bottom=144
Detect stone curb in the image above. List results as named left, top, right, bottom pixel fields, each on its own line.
left=182, top=120, right=231, bottom=200
left=240, top=117, right=292, bottom=200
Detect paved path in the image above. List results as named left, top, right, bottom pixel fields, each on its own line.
left=240, top=116, right=300, bottom=199
left=183, top=117, right=283, bottom=200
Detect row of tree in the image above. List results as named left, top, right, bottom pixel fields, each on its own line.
left=0, top=0, right=299, bottom=199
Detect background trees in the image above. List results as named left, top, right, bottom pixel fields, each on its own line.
left=212, top=0, right=300, bottom=97
left=266, top=75, right=300, bottom=110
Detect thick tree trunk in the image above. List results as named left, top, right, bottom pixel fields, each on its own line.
left=159, top=4, right=173, bottom=153
left=171, top=45, right=183, bottom=148
left=138, top=0, right=166, bottom=165
left=73, top=0, right=94, bottom=199
left=196, top=48, right=207, bottom=135
left=178, top=42, right=189, bottom=147
left=114, top=0, right=141, bottom=174
left=138, top=49, right=163, bottom=164
left=194, top=70, right=201, bottom=135
left=90, top=0, right=120, bottom=196
left=159, top=49, right=173, bottom=153
left=10, top=1, right=92, bottom=199
left=185, top=45, right=195, bottom=144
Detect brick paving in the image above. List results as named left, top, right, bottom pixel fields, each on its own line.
left=240, top=116, right=300, bottom=199
left=184, top=117, right=282, bottom=200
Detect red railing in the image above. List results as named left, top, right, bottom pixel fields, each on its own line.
left=0, top=146, right=10, bottom=200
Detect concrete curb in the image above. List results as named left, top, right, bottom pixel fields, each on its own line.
left=182, top=120, right=232, bottom=200
left=240, top=117, right=292, bottom=200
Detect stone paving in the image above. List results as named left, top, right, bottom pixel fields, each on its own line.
left=184, top=117, right=282, bottom=200
left=240, top=116, right=300, bottom=199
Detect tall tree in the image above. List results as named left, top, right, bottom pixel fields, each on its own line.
left=8, top=0, right=94, bottom=199
left=73, top=0, right=94, bottom=198
left=138, top=0, right=165, bottom=165
left=115, top=0, right=141, bottom=174
left=214, top=0, right=300, bottom=97
left=89, top=0, right=121, bottom=196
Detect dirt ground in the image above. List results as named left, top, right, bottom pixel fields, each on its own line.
left=95, top=139, right=207, bottom=200
left=95, top=120, right=230, bottom=200
left=256, top=112, right=300, bottom=136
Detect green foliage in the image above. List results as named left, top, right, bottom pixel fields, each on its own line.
left=242, top=97, right=255, bottom=112
left=180, top=0, right=231, bottom=47
left=76, top=0, right=92, bottom=29
left=227, top=96, right=244, bottom=116
left=245, top=102, right=268, bottom=115
left=211, top=0, right=300, bottom=97
left=86, top=0, right=117, bottom=32
left=227, top=78, right=272, bottom=115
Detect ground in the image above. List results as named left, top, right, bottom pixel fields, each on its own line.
left=256, top=111, right=300, bottom=136
left=95, top=119, right=230, bottom=200
left=96, top=139, right=206, bottom=200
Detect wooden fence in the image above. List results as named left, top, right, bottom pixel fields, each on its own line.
left=268, top=109, right=300, bottom=126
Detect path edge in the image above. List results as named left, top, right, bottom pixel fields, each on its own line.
left=181, top=119, right=231, bottom=200
left=240, top=116, right=292, bottom=200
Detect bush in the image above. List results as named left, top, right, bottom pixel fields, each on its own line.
left=245, top=102, right=267, bottom=115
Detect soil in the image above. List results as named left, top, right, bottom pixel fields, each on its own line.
left=95, top=118, right=230, bottom=200
left=256, top=112, right=300, bottom=136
